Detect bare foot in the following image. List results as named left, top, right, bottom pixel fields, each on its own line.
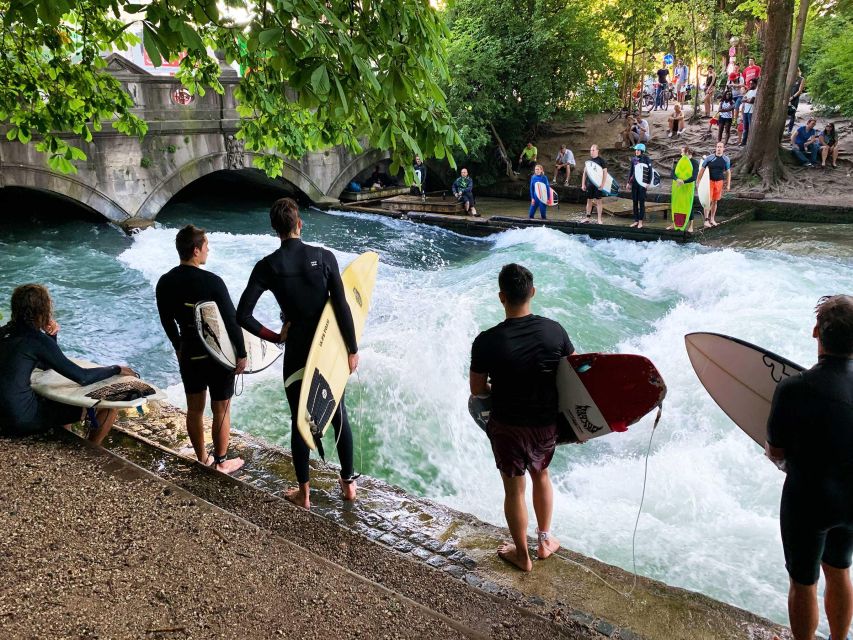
left=497, top=542, right=532, bottom=572
left=629, top=222, right=639, bottom=228
left=537, top=530, right=561, bottom=560
left=711, top=220, right=719, bottom=226
left=339, top=477, right=357, bottom=501
left=665, top=225, right=674, bottom=230
left=214, top=457, right=245, bottom=474
left=703, top=221, right=712, bottom=229
left=637, top=223, right=644, bottom=229
left=688, top=225, right=694, bottom=233
left=285, top=486, right=310, bottom=509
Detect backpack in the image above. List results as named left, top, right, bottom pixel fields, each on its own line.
left=348, top=181, right=361, bottom=192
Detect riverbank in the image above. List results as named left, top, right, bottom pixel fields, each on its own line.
left=38, top=401, right=792, bottom=640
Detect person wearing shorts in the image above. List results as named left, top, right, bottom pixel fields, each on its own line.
left=470, top=264, right=575, bottom=572
left=0, top=284, right=135, bottom=443
left=581, top=144, right=608, bottom=224
left=156, top=225, right=247, bottom=473
left=696, top=142, right=731, bottom=227
left=766, top=295, right=853, bottom=640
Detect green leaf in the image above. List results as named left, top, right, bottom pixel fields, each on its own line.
left=17, top=127, right=31, bottom=144
left=259, top=27, right=283, bottom=46
left=333, top=75, right=349, bottom=114
left=310, top=64, right=330, bottom=95
left=179, top=23, right=205, bottom=51
left=143, top=24, right=162, bottom=68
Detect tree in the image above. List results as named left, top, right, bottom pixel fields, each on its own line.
left=0, top=0, right=462, bottom=179
left=785, top=0, right=811, bottom=95
left=800, top=1, right=853, bottom=115
left=737, top=0, right=795, bottom=187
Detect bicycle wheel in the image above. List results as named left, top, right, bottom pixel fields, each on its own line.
left=607, top=108, right=624, bottom=124
left=662, top=89, right=669, bottom=111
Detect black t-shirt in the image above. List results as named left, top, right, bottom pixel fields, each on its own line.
left=767, top=355, right=853, bottom=487
left=156, top=264, right=246, bottom=359
left=657, top=68, right=669, bottom=84
left=589, top=156, right=607, bottom=171
left=470, top=314, right=574, bottom=427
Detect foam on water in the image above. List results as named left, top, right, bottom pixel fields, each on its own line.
left=7, top=206, right=850, bottom=633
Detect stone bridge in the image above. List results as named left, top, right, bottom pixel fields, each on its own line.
left=0, top=55, right=388, bottom=226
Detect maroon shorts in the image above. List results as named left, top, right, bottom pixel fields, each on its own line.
left=486, top=418, right=558, bottom=478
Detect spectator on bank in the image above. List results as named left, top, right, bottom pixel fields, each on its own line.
left=790, top=118, right=821, bottom=168
left=728, top=66, right=745, bottom=125
left=703, top=65, right=717, bottom=117
left=787, top=68, right=806, bottom=135
left=452, top=167, right=479, bottom=217
left=820, top=123, right=839, bottom=169
left=718, top=90, right=735, bottom=144
left=622, top=116, right=640, bottom=148
left=518, top=142, right=538, bottom=172
left=742, top=57, right=761, bottom=86
left=674, top=58, right=689, bottom=103
left=637, top=116, right=651, bottom=143
left=668, top=103, right=685, bottom=138
left=654, top=62, right=670, bottom=110
left=740, top=78, right=758, bottom=146
left=553, top=145, right=576, bottom=185
left=363, top=165, right=387, bottom=190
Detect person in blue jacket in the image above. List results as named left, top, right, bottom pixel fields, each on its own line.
left=627, top=143, right=653, bottom=229
left=528, top=164, right=551, bottom=220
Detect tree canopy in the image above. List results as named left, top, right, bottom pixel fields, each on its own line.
left=0, top=0, right=462, bottom=178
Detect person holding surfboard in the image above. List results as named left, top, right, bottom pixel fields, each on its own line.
left=581, top=144, right=608, bottom=225
left=156, top=225, right=247, bottom=474
left=696, top=142, right=731, bottom=228
left=667, top=145, right=699, bottom=233
left=528, top=164, right=551, bottom=220
left=627, top=143, right=653, bottom=229
left=410, top=155, right=427, bottom=199
left=0, top=284, right=137, bottom=443
left=237, top=197, right=359, bottom=510
left=469, top=264, right=575, bottom=572
left=765, top=295, right=853, bottom=640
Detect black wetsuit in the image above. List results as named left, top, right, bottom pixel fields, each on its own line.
left=237, top=238, right=357, bottom=484
left=767, top=355, right=853, bottom=585
left=155, top=264, right=246, bottom=401
left=0, top=322, right=119, bottom=436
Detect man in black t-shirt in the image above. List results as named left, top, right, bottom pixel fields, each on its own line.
left=581, top=144, right=608, bottom=225
left=766, top=295, right=853, bottom=640
left=156, top=225, right=247, bottom=474
left=655, top=63, right=670, bottom=110
left=470, top=264, right=575, bottom=572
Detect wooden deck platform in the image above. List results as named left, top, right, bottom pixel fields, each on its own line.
left=602, top=196, right=670, bottom=219
left=340, top=186, right=409, bottom=202
left=381, top=195, right=466, bottom=215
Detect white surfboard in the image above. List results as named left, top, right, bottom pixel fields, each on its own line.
left=585, top=160, right=618, bottom=195
left=685, top=332, right=805, bottom=446
left=697, top=167, right=711, bottom=210
left=633, top=163, right=661, bottom=188
left=31, top=359, right=166, bottom=410
left=296, top=252, right=379, bottom=449
left=195, top=301, right=283, bottom=374
left=533, top=181, right=558, bottom=206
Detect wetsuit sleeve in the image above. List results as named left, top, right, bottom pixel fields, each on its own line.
left=237, top=260, right=279, bottom=343
left=326, top=251, right=358, bottom=354
left=767, top=377, right=800, bottom=448
left=683, top=159, right=699, bottom=184
left=36, top=333, right=120, bottom=385
left=530, top=178, right=535, bottom=200
left=213, top=276, right=247, bottom=359
left=155, top=276, right=180, bottom=352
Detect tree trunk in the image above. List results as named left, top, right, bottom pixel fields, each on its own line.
left=737, top=0, right=795, bottom=188
left=690, top=0, right=701, bottom=122
left=785, top=0, right=810, bottom=95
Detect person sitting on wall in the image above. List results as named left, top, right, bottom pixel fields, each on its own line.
left=518, top=142, right=538, bottom=172
left=452, top=167, right=479, bottom=217
left=363, top=165, right=386, bottom=190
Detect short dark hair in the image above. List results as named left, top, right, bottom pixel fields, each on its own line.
left=10, top=284, right=52, bottom=331
left=269, top=197, right=300, bottom=237
left=175, top=225, right=206, bottom=261
left=499, top=264, right=534, bottom=306
left=815, top=295, right=853, bottom=355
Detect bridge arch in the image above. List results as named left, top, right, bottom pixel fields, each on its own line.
left=0, top=166, right=130, bottom=223
left=326, top=148, right=392, bottom=199
left=134, top=152, right=327, bottom=221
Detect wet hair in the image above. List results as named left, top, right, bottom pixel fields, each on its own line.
left=269, top=197, right=300, bottom=237
left=175, top=224, right=206, bottom=261
left=815, top=295, right=853, bottom=355
left=10, top=284, right=52, bottom=331
left=499, top=264, right=534, bottom=306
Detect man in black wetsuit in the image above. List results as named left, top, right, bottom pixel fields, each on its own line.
left=156, top=225, right=246, bottom=474
left=237, top=198, right=359, bottom=510
left=766, top=295, right=853, bottom=640
left=0, top=284, right=136, bottom=443
left=469, top=264, right=575, bottom=571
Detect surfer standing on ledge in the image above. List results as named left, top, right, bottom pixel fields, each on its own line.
left=470, top=264, right=575, bottom=571
left=237, top=197, right=359, bottom=510
left=766, top=295, right=853, bottom=640
left=156, top=225, right=247, bottom=474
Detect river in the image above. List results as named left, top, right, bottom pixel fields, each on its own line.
left=2, top=192, right=851, bottom=633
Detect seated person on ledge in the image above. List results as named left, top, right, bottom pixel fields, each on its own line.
left=0, top=284, right=137, bottom=443
left=452, top=167, right=479, bottom=217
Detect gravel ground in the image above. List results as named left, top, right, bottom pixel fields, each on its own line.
left=0, top=436, right=498, bottom=639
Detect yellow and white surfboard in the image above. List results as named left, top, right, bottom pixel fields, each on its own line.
left=296, top=251, right=379, bottom=449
